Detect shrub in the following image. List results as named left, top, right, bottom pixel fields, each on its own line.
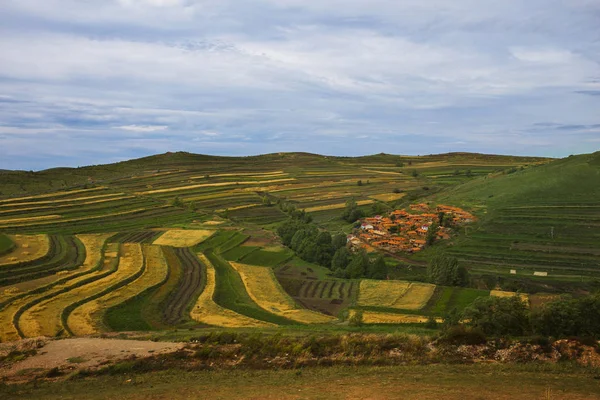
left=439, top=325, right=487, bottom=346
left=462, top=296, right=529, bottom=336
left=349, top=310, right=364, bottom=327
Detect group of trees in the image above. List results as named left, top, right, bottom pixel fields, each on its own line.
left=427, top=254, right=469, bottom=286
left=341, top=198, right=364, bottom=223
left=277, top=217, right=388, bottom=279
left=460, top=294, right=600, bottom=338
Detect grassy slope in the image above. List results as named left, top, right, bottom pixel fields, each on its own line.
left=433, top=151, right=600, bottom=288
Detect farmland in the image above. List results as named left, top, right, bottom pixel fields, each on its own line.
left=1, top=150, right=599, bottom=340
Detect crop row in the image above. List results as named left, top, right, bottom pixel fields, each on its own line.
left=0, top=235, right=86, bottom=286
left=108, top=230, right=162, bottom=244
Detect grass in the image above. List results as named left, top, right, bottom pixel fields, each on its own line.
left=221, top=245, right=259, bottom=262
left=239, top=248, right=293, bottom=267
left=0, top=233, right=15, bottom=256
left=3, top=364, right=599, bottom=399
left=434, top=151, right=600, bottom=286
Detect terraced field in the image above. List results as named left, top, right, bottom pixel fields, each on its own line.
left=2, top=150, right=589, bottom=338
left=160, top=247, right=206, bottom=325
left=230, top=262, right=334, bottom=324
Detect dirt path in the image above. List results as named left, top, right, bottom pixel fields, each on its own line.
left=1, top=337, right=184, bottom=378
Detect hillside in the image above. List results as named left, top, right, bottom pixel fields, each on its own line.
left=0, top=151, right=550, bottom=198
left=433, top=151, right=600, bottom=291
left=2, top=150, right=594, bottom=343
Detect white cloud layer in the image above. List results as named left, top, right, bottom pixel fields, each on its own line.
left=0, top=0, right=599, bottom=169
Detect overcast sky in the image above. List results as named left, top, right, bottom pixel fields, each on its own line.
left=1, top=0, right=599, bottom=170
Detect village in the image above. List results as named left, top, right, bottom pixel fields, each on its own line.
left=347, top=203, right=476, bottom=254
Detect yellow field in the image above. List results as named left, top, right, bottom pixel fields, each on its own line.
left=153, top=229, right=215, bottom=247
left=0, top=234, right=50, bottom=266
left=490, top=290, right=529, bottom=303
left=361, top=169, right=405, bottom=175
left=0, top=186, right=107, bottom=204
left=392, top=283, right=436, bottom=310
left=203, top=220, right=225, bottom=225
left=66, top=244, right=167, bottom=335
left=357, top=280, right=435, bottom=310
left=136, top=178, right=296, bottom=195
left=67, top=243, right=145, bottom=335
left=0, top=214, right=61, bottom=225
left=357, top=280, right=411, bottom=307
left=189, top=170, right=285, bottom=179
left=304, top=200, right=374, bottom=213
left=0, top=195, right=134, bottom=215
left=369, top=193, right=406, bottom=202
left=17, top=234, right=115, bottom=337
left=230, top=262, right=334, bottom=324
left=0, top=206, right=164, bottom=229
left=350, top=310, right=442, bottom=324
left=190, top=254, right=273, bottom=328
left=215, top=203, right=260, bottom=213
left=0, top=192, right=125, bottom=209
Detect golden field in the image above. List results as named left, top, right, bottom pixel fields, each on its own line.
left=153, top=229, right=215, bottom=247
left=230, top=262, right=334, bottom=324
left=190, top=254, right=273, bottom=328
left=0, top=234, right=50, bottom=266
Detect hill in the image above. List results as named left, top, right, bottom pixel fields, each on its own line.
left=433, top=151, right=600, bottom=292
left=3, top=149, right=595, bottom=343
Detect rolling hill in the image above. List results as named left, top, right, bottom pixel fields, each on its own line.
left=3, top=150, right=599, bottom=341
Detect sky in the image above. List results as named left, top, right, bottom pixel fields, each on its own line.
left=0, top=0, right=599, bottom=170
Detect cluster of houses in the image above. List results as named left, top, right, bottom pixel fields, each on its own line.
left=347, top=203, right=475, bottom=253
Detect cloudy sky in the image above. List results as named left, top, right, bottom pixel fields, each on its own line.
left=1, top=0, right=599, bottom=170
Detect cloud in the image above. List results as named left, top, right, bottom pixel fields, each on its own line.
left=118, top=125, right=169, bottom=132
left=0, top=0, right=598, bottom=169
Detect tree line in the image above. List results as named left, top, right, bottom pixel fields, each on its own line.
left=456, top=293, right=600, bottom=338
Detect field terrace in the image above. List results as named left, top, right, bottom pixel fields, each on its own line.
left=349, top=204, right=476, bottom=253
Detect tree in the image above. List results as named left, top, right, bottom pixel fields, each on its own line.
left=331, top=234, right=347, bottom=251
left=171, top=196, right=184, bottom=208
left=349, top=310, right=364, bottom=327
left=347, top=250, right=369, bottom=278
left=411, top=170, right=419, bottom=177
left=357, top=180, right=363, bottom=186
left=332, top=247, right=351, bottom=271
left=371, top=202, right=388, bottom=215
left=530, top=294, right=600, bottom=338
left=342, top=198, right=364, bottom=222
left=188, top=201, right=197, bottom=211
left=262, top=195, right=272, bottom=206
left=368, top=255, right=388, bottom=279
left=462, top=296, right=529, bottom=336
left=426, top=222, right=439, bottom=246
left=277, top=219, right=309, bottom=246
left=465, top=169, right=473, bottom=177
left=290, top=230, right=309, bottom=251
left=427, top=254, right=468, bottom=286
left=438, top=212, right=445, bottom=225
